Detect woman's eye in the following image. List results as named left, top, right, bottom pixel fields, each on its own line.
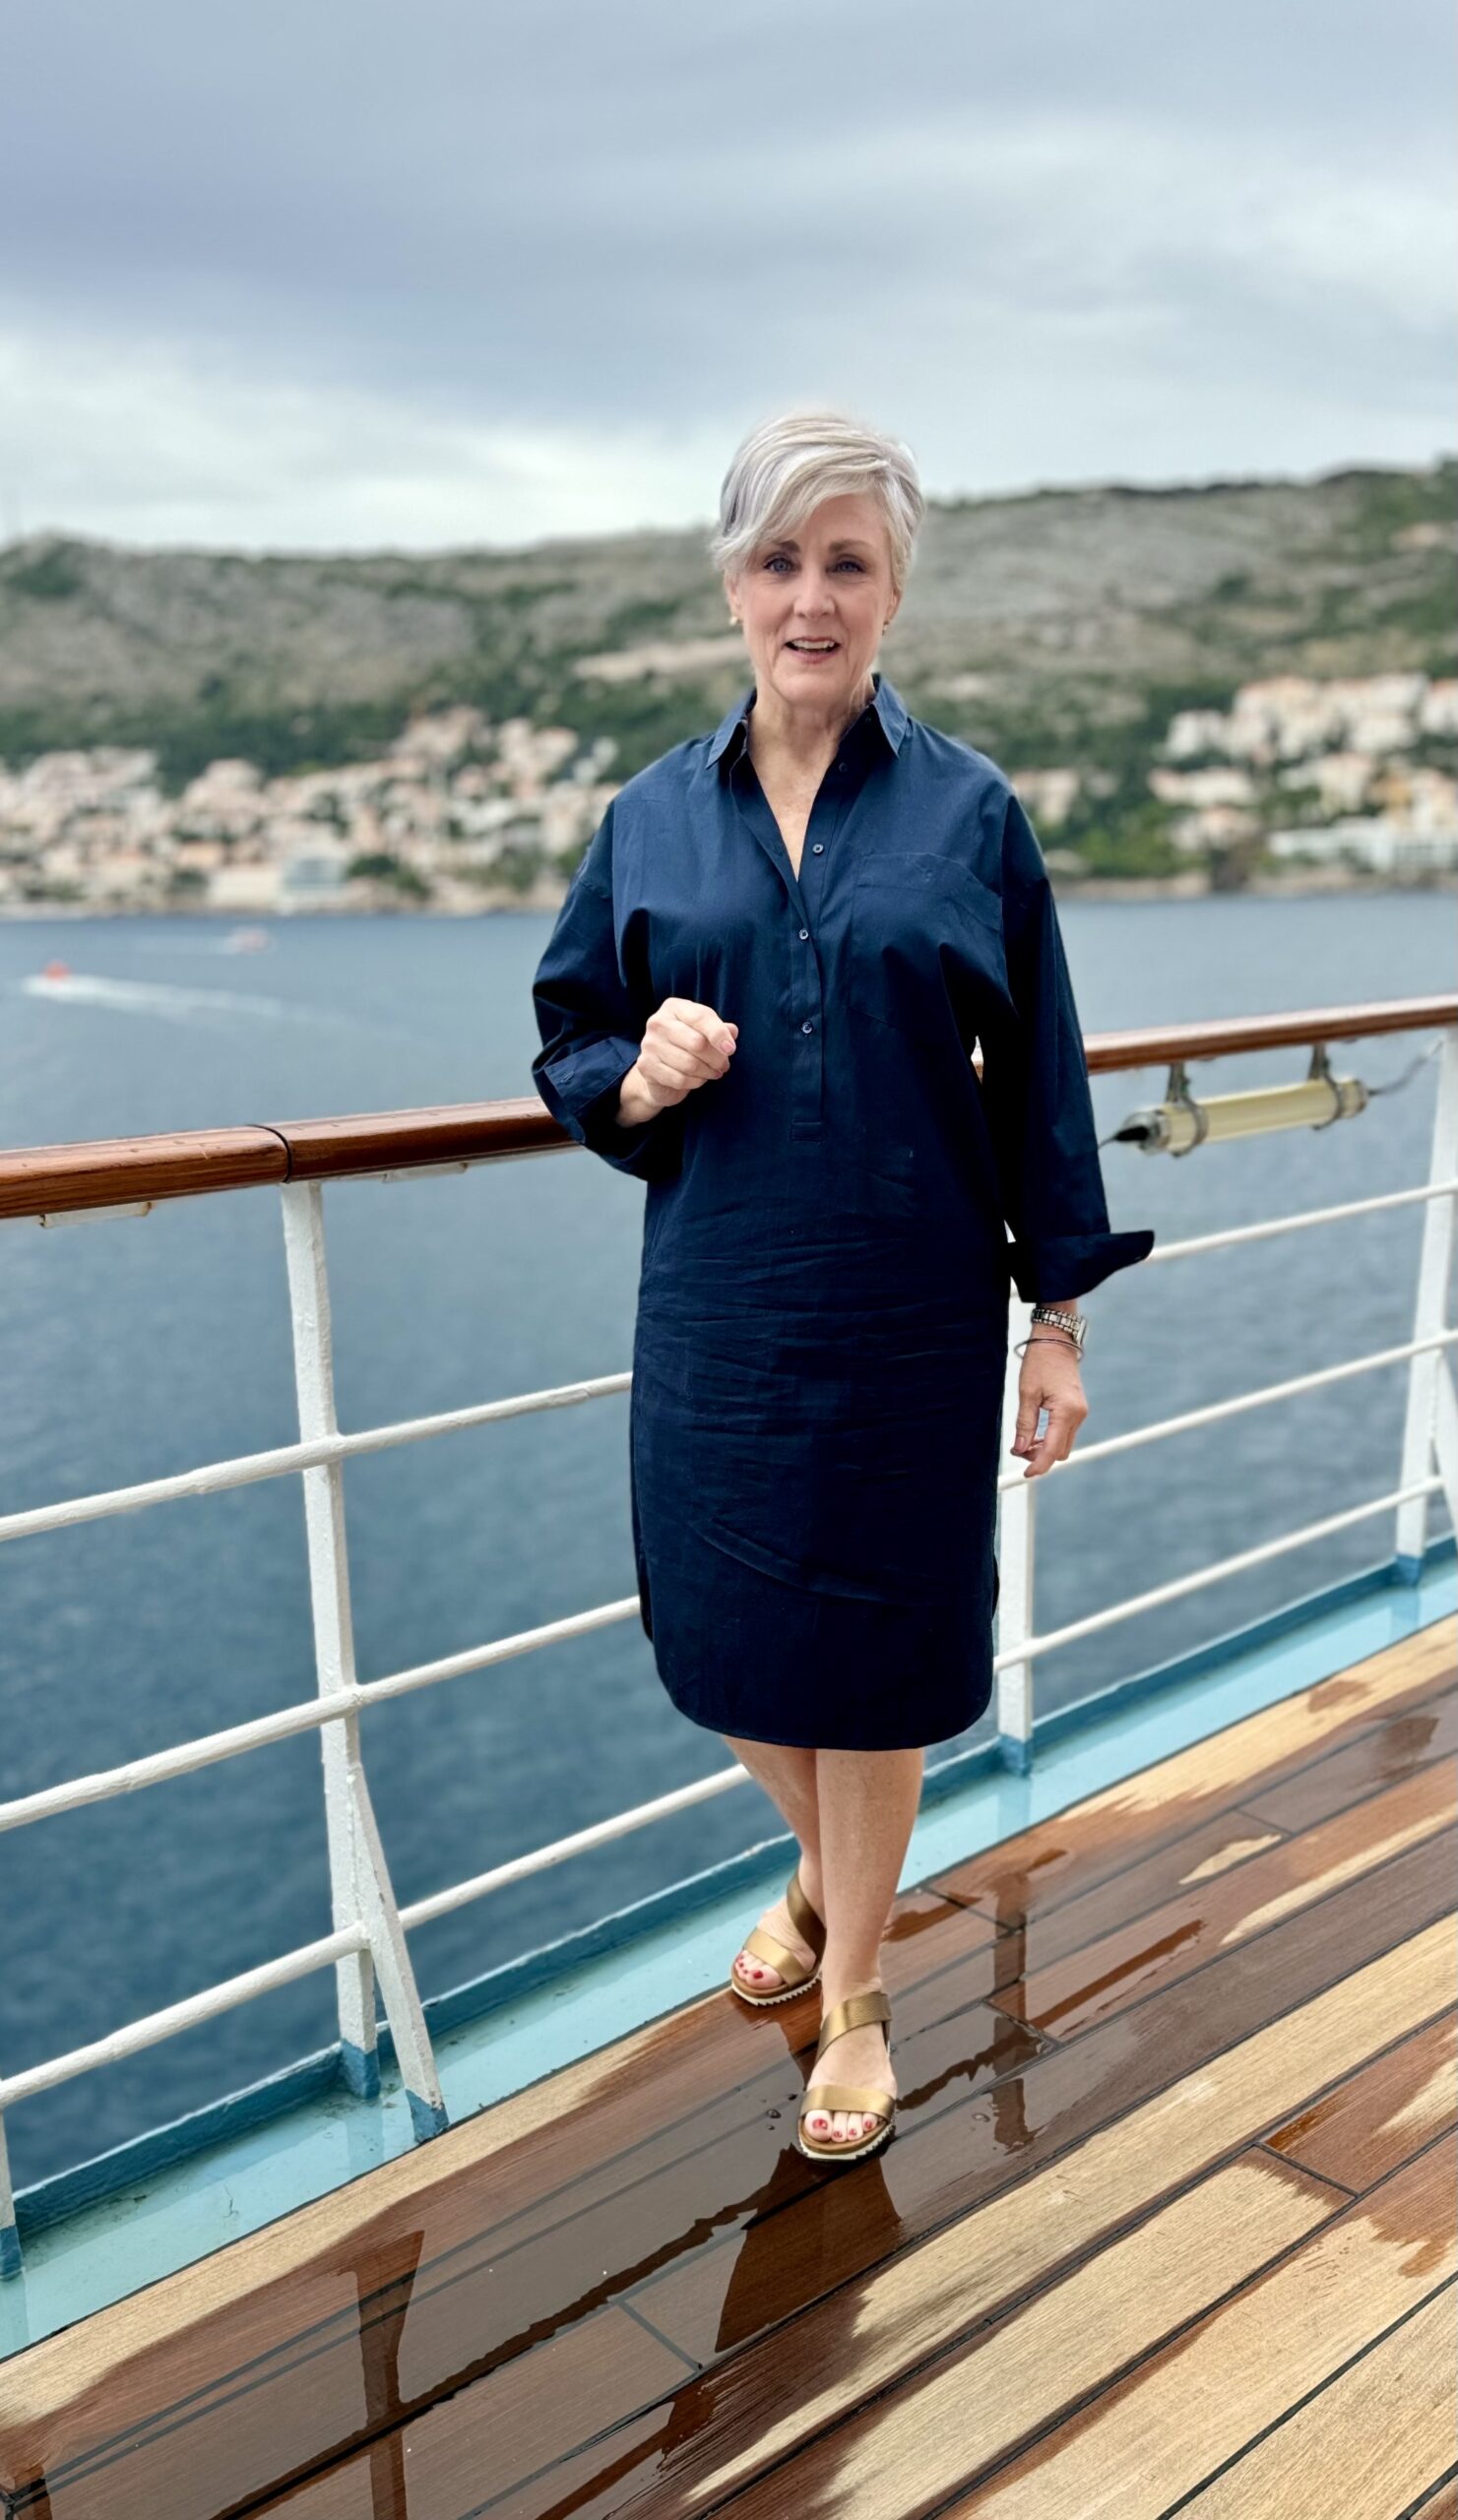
left=761, top=553, right=864, bottom=574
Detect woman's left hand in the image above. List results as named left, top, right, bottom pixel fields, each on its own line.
left=1010, top=1336, right=1088, bottom=1479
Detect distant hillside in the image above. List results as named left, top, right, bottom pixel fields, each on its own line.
left=0, top=458, right=1452, bottom=789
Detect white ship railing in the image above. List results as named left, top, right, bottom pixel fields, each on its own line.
left=0, top=996, right=1453, bottom=2275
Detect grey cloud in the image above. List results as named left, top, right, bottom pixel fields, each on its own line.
left=1, top=0, right=1452, bottom=544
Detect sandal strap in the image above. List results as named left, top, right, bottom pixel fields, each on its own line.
left=815, top=1987, right=891, bottom=2057
left=786, top=1868, right=827, bottom=1955
left=800, top=2081, right=895, bottom=2118
left=740, top=1923, right=815, bottom=1982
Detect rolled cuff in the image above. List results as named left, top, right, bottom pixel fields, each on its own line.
left=533, top=1036, right=680, bottom=1182
left=1006, top=1225, right=1156, bottom=1305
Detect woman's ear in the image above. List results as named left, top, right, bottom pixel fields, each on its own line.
left=724, top=570, right=741, bottom=627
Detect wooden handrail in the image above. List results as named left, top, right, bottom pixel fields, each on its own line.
left=1, top=995, right=1453, bottom=1223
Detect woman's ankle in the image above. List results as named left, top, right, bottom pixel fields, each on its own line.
left=819, top=1959, right=887, bottom=2008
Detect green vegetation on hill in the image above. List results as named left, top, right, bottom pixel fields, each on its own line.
left=0, top=459, right=1451, bottom=827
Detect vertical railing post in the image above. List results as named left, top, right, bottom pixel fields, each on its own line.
left=0, top=2111, right=18, bottom=2280
left=281, top=1181, right=447, bottom=2141
left=996, top=1294, right=1038, bottom=1771
left=1396, top=1026, right=1458, bottom=1573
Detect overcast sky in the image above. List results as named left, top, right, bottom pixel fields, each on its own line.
left=2, top=0, right=1453, bottom=552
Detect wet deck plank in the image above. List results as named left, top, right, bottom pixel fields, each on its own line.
left=924, top=1617, right=1455, bottom=1927
left=941, top=2137, right=1457, bottom=2518
left=0, top=1617, right=1452, bottom=2520
left=1265, top=2009, right=1457, bottom=2189
left=1173, top=2283, right=1458, bottom=2520
left=994, top=1754, right=1456, bottom=2041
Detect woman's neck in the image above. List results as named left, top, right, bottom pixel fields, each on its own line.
left=747, top=671, right=875, bottom=780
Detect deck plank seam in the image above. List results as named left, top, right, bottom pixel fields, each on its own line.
left=1400, top=2466, right=1458, bottom=2520
left=1250, top=2137, right=1359, bottom=2197
left=923, top=1663, right=1457, bottom=1924
left=1151, top=2264, right=1458, bottom=2520
left=606, top=1907, right=1456, bottom=2489
left=907, top=2138, right=1458, bottom=2520
left=615, top=2295, right=704, bottom=2371
left=954, top=1806, right=1312, bottom=2003
left=691, top=2149, right=1354, bottom=2520
left=7, top=1650, right=1455, bottom=2507
left=20, top=1895, right=1450, bottom=2499
left=397, top=1770, right=1455, bottom=2293
left=626, top=2108, right=1447, bottom=2515
left=1241, top=1732, right=1458, bottom=1833
left=980, top=1803, right=1458, bottom=2046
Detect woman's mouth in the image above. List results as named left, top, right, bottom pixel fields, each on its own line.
left=785, top=638, right=840, bottom=658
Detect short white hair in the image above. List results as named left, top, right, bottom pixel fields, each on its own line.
left=709, top=407, right=924, bottom=595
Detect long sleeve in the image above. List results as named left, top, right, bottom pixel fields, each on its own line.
left=980, top=788, right=1155, bottom=1303
left=530, top=799, right=683, bottom=1183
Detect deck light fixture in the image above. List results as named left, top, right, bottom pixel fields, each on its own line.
left=1111, top=1043, right=1372, bottom=1156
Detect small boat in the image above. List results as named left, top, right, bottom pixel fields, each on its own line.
left=222, top=926, right=271, bottom=953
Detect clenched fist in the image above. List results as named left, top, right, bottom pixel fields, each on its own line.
left=616, top=998, right=737, bottom=1128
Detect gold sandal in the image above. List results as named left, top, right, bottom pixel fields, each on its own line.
left=729, top=1865, right=827, bottom=2007
left=796, top=1987, right=896, bottom=2162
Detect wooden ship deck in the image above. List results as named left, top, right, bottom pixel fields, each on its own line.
left=1, top=1613, right=1453, bottom=2519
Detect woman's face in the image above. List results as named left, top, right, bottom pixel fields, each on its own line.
left=726, top=491, right=901, bottom=724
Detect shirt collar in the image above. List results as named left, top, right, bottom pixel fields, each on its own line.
left=707, top=669, right=910, bottom=772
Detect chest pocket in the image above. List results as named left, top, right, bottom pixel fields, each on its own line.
left=847, top=851, right=1007, bottom=1043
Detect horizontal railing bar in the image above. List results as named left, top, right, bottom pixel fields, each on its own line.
left=0, top=1370, right=632, bottom=1545
left=403, top=1474, right=1445, bottom=1922
left=399, top=1763, right=753, bottom=1929
left=1135, top=1176, right=1458, bottom=1267
left=1075, top=998, right=1456, bottom=1069
left=351, top=1597, right=641, bottom=1709
left=992, top=1474, right=1443, bottom=1670
left=996, top=1327, right=1458, bottom=1487
left=4, top=1474, right=1442, bottom=2069
left=6, top=1182, right=1454, bottom=1549
left=0, top=1691, right=362, bottom=1831
left=0, top=1923, right=369, bottom=2110
left=7, top=1326, right=1454, bottom=1833
left=0, top=1596, right=642, bottom=1835
left=1, top=999, right=1451, bottom=1220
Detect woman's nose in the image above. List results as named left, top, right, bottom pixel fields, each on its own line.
left=794, top=576, right=836, bottom=615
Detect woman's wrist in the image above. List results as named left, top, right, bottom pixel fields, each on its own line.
left=614, top=1062, right=664, bottom=1129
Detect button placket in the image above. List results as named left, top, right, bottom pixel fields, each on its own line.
left=785, top=762, right=858, bottom=1136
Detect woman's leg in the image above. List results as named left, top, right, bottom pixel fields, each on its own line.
left=804, top=1743, right=923, bottom=2146
left=724, top=1735, right=824, bottom=1992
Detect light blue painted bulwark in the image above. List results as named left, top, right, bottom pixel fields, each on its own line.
left=1, top=1538, right=1452, bottom=2359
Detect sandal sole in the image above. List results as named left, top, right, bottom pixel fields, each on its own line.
left=796, top=2118, right=896, bottom=2163
left=729, top=1964, right=822, bottom=2007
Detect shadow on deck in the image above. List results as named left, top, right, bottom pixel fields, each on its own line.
left=2, top=1617, right=1454, bottom=2519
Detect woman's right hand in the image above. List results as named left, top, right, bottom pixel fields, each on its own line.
left=617, top=999, right=737, bottom=1124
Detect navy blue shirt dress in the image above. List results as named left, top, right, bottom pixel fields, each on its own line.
left=531, top=672, right=1155, bottom=1751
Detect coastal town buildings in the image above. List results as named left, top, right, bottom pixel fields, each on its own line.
left=0, top=672, right=1453, bottom=913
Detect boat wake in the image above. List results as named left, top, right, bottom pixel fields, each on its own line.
left=20, top=971, right=363, bottom=1030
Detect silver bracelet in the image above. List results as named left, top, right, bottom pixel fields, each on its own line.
left=1012, top=1330, right=1083, bottom=1357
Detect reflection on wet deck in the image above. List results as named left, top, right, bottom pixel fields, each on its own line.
left=2, top=1617, right=1454, bottom=2518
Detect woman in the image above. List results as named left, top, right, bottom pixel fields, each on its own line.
left=531, top=409, right=1155, bottom=2165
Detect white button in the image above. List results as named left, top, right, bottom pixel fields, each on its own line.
left=798, top=927, right=809, bottom=940
left=811, top=843, right=824, bottom=853
left=801, top=1021, right=814, bottom=1034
